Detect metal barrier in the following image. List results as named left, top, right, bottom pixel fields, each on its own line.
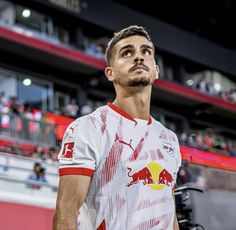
left=0, top=152, right=58, bottom=175
left=0, top=174, right=57, bottom=190
left=0, top=112, right=56, bottom=146
left=0, top=152, right=59, bottom=189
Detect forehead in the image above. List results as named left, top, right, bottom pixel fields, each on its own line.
left=114, top=35, right=153, bottom=52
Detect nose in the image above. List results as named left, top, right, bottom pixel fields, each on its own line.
left=134, top=56, right=144, bottom=64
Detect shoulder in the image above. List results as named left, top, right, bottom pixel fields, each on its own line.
left=152, top=119, right=182, bottom=167
left=27, top=173, right=36, bottom=180
left=64, top=106, right=107, bottom=137
left=152, top=118, right=179, bottom=143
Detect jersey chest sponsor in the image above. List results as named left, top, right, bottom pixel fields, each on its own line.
left=126, top=162, right=174, bottom=190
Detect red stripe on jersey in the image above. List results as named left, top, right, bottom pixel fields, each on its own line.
left=97, top=219, right=106, bottom=230
left=132, top=213, right=172, bottom=230
left=100, top=109, right=108, bottom=135
left=107, top=102, right=137, bottom=124
left=101, top=118, right=124, bottom=187
left=59, top=168, right=94, bottom=176
left=129, top=131, right=149, bottom=161
left=107, top=102, right=152, bottom=125
left=147, top=117, right=152, bottom=125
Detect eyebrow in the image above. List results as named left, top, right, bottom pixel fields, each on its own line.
left=118, top=44, right=154, bottom=54
left=119, top=44, right=134, bottom=54
left=141, top=44, right=154, bottom=51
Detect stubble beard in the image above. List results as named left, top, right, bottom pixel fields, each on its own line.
left=114, top=73, right=152, bottom=88
left=128, top=76, right=151, bottom=87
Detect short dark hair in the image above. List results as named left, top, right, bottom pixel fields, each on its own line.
left=34, top=162, right=41, bottom=168
left=105, top=25, right=153, bottom=66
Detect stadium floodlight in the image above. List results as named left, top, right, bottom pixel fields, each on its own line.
left=23, top=78, right=32, bottom=86
left=22, top=9, right=31, bottom=18
left=214, top=83, right=221, bottom=91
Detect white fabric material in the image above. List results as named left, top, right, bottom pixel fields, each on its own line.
left=58, top=104, right=182, bottom=230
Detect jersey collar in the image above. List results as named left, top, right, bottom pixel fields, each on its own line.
left=107, top=102, right=152, bottom=125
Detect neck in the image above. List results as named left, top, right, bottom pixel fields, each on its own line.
left=113, top=85, right=152, bottom=120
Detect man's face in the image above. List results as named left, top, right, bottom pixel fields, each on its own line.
left=106, top=35, right=158, bottom=88
left=34, top=165, right=41, bottom=174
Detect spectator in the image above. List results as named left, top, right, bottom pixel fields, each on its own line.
left=0, top=91, right=5, bottom=130
left=94, top=101, right=103, bottom=110
left=9, top=96, right=20, bottom=115
left=206, top=81, right=215, bottom=95
left=80, top=100, right=93, bottom=116
left=179, top=130, right=188, bottom=144
left=32, top=145, right=46, bottom=160
left=228, top=142, right=236, bottom=157
left=26, top=162, right=48, bottom=189
left=203, top=131, right=213, bottom=149
left=6, top=96, right=20, bottom=133
left=196, top=79, right=206, bottom=93
left=21, top=102, right=33, bottom=140
left=65, top=98, right=79, bottom=118
left=229, top=89, right=236, bottom=103
left=177, top=160, right=191, bottom=186
left=39, top=111, right=54, bottom=142
left=0, top=91, right=8, bottom=109
left=46, top=146, right=58, bottom=164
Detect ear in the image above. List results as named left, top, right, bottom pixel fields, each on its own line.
left=105, top=67, right=114, bottom=82
left=155, top=65, right=159, bottom=80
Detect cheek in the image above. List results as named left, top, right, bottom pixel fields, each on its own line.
left=113, top=68, right=126, bottom=83
left=150, top=69, right=157, bottom=81
left=114, top=61, right=130, bottom=75
left=149, top=61, right=157, bottom=73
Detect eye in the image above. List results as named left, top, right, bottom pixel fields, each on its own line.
left=142, top=48, right=152, bottom=56
left=122, top=50, right=132, bottom=57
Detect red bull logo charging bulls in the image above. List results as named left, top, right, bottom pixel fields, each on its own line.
left=127, top=162, right=173, bottom=190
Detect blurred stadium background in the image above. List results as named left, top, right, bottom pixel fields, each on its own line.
left=0, top=0, right=236, bottom=229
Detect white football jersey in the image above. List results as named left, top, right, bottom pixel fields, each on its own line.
left=58, top=103, right=181, bottom=230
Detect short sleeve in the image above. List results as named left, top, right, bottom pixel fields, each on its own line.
left=58, top=117, right=101, bottom=177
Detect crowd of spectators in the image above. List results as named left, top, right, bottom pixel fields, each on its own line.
left=188, top=78, right=236, bottom=104
left=2, top=90, right=236, bottom=159
left=0, top=142, right=59, bottom=164
left=176, top=160, right=236, bottom=192
left=1, top=89, right=236, bottom=193
left=179, top=129, right=236, bottom=157
left=0, top=91, right=56, bottom=144
left=159, top=114, right=236, bottom=158
left=61, top=98, right=104, bottom=118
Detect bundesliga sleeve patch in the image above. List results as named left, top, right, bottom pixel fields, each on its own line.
left=61, top=142, right=74, bottom=158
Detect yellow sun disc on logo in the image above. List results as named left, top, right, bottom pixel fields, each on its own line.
left=147, top=162, right=165, bottom=190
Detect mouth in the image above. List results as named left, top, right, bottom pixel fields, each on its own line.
left=130, top=65, right=149, bottom=73
left=132, top=67, right=146, bottom=72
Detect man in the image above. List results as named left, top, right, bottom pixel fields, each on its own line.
left=53, top=25, right=181, bottom=230
left=27, top=162, right=48, bottom=189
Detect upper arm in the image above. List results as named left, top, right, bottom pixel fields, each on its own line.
left=53, top=174, right=91, bottom=230
left=56, top=174, right=91, bottom=211
left=53, top=118, right=100, bottom=229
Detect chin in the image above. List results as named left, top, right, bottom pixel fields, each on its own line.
left=128, top=77, right=151, bottom=87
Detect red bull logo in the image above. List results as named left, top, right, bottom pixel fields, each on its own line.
left=158, top=169, right=173, bottom=186
left=127, top=167, right=154, bottom=187
left=127, top=162, right=173, bottom=190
